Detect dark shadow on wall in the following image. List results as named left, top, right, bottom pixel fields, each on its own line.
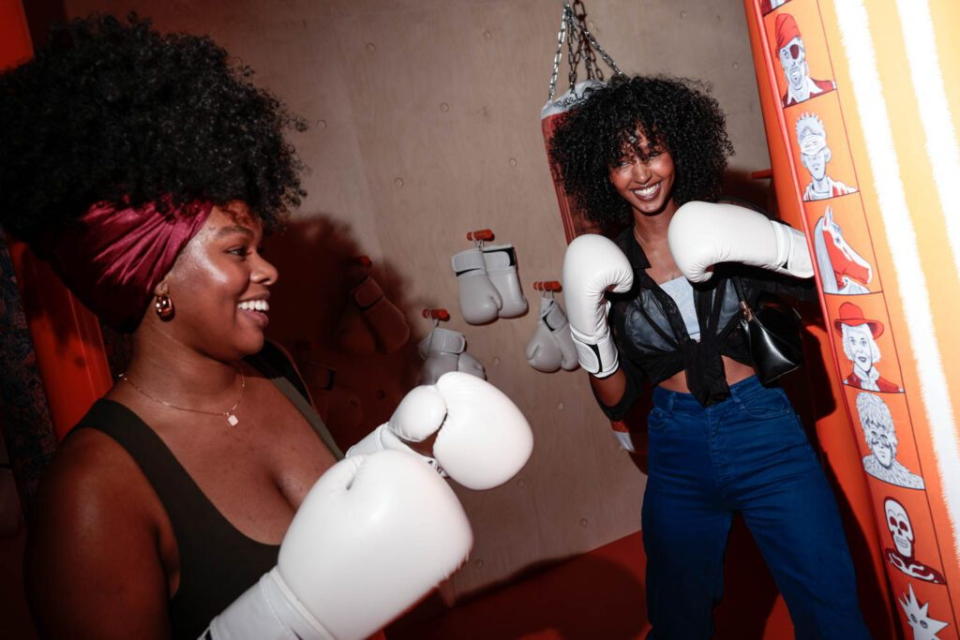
left=264, top=214, right=436, bottom=451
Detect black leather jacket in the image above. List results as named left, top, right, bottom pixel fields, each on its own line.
left=599, top=227, right=815, bottom=414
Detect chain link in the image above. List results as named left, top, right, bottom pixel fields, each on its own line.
left=547, top=1, right=623, bottom=102
left=569, top=13, right=623, bottom=78
left=547, top=6, right=569, bottom=101
left=565, top=6, right=581, bottom=89
left=547, top=0, right=623, bottom=101
left=571, top=0, right=600, bottom=81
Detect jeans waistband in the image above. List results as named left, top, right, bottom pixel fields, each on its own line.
left=652, top=375, right=770, bottom=413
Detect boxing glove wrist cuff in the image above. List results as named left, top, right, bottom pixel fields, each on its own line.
left=202, top=569, right=332, bottom=640
left=420, top=328, right=466, bottom=356
left=346, top=425, right=447, bottom=477
left=769, top=221, right=814, bottom=279
left=569, top=328, right=619, bottom=378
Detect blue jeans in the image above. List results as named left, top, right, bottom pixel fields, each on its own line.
left=643, top=376, right=870, bottom=639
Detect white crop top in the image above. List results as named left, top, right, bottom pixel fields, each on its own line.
left=658, top=276, right=701, bottom=341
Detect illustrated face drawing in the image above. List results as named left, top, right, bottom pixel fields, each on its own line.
left=857, top=392, right=896, bottom=466
left=798, top=113, right=830, bottom=181
left=900, top=585, right=949, bottom=640
left=779, top=36, right=808, bottom=95
left=842, top=323, right=879, bottom=377
left=885, top=497, right=913, bottom=557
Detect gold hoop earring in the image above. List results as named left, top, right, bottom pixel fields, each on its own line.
left=154, top=294, right=174, bottom=320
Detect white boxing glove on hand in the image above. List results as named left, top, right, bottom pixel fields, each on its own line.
left=201, top=450, right=473, bottom=640
left=667, top=201, right=814, bottom=282
left=561, top=234, right=634, bottom=378
left=347, top=372, right=533, bottom=490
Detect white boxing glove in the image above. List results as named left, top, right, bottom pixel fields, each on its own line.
left=456, top=351, right=486, bottom=380
left=451, top=248, right=502, bottom=324
left=201, top=450, right=472, bottom=640
left=561, top=234, right=634, bottom=378
left=481, top=244, right=528, bottom=318
left=347, top=372, right=533, bottom=490
left=525, top=315, right=562, bottom=373
left=667, top=201, right=814, bottom=283
left=418, top=327, right=466, bottom=385
left=526, top=297, right=578, bottom=372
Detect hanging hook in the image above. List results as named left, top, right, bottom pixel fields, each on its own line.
left=421, top=308, right=450, bottom=327
left=467, top=229, right=494, bottom=248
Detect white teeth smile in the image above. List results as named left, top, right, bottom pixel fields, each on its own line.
left=633, top=184, right=659, bottom=198
left=238, top=300, right=269, bottom=313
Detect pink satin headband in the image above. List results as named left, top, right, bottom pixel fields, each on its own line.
left=39, top=199, right=214, bottom=331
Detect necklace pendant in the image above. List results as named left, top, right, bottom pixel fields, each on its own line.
left=226, top=413, right=239, bottom=427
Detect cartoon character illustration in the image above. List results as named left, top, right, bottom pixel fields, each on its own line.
left=775, top=14, right=836, bottom=106
left=834, top=302, right=903, bottom=392
left=796, top=112, right=858, bottom=201
left=762, top=0, right=791, bottom=13
left=884, top=497, right=944, bottom=582
left=900, top=584, right=949, bottom=640
left=857, top=394, right=923, bottom=489
left=813, top=207, right=873, bottom=294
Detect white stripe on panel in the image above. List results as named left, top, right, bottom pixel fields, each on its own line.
left=895, top=0, right=960, bottom=280
left=834, top=0, right=960, bottom=556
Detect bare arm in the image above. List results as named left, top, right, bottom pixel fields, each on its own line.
left=590, top=368, right=628, bottom=409
left=26, top=430, right=172, bottom=639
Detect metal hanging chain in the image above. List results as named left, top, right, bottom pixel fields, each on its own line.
left=547, top=1, right=624, bottom=102
left=567, top=8, right=623, bottom=78
left=548, top=5, right=570, bottom=101
left=565, top=6, right=581, bottom=89
left=571, top=0, right=600, bottom=81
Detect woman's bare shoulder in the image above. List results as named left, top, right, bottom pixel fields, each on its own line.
left=27, top=427, right=172, bottom=639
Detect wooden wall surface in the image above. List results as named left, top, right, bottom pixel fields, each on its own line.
left=63, top=0, right=772, bottom=600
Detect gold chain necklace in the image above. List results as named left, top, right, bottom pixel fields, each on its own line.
left=118, top=369, right=246, bottom=427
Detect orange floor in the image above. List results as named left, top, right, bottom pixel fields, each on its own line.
left=388, top=522, right=795, bottom=640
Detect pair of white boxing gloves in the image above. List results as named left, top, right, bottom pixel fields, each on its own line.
left=418, top=327, right=486, bottom=384
left=202, top=372, right=533, bottom=640
left=561, top=201, right=814, bottom=379
left=452, top=244, right=527, bottom=324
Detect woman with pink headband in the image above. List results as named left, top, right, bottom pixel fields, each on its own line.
left=0, top=14, right=532, bottom=639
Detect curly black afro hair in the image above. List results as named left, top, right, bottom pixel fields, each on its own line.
left=0, top=13, right=305, bottom=243
left=549, top=75, right=733, bottom=229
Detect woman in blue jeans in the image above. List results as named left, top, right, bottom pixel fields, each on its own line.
left=551, top=75, right=871, bottom=638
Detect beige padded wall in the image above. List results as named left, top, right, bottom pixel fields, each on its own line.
left=64, top=0, right=770, bottom=599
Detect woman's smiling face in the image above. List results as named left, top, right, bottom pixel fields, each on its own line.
left=608, top=129, right=677, bottom=218
left=158, top=201, right=278, bottom=359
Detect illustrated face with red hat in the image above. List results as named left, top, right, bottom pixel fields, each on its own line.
left=775, top=13, right=835, bottom=107
left=834, top=301, right=901, bottom=392
left=776, top=14, right=808, bottom=96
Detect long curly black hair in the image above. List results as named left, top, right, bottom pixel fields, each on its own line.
left=0, top=13, right=305, bottom=243
left=549, top=75, right=733, bottom=228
